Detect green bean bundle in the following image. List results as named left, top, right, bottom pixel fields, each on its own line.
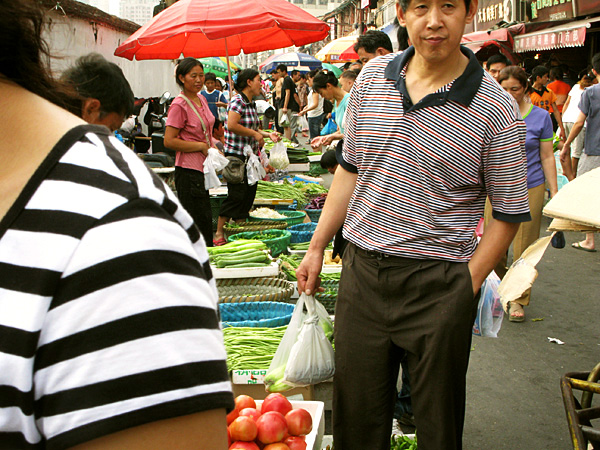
left=223, top=326, right=287, bottom=371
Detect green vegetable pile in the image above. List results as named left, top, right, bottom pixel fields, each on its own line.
left=287, top=148, right=309, bottom=164
left=255, top=180, right=308, bottom=206
left=278, top=254, right=304, bottom=281
left=223, top=326, right=286, bottom=370
left=207, top=239, right=271, bottom=268
left=391, top=434, right=417, bottom=449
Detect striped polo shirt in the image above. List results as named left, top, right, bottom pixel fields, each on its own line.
left=0, top=125, right=234, bottom=448
left=340, top=47, right=531, bottom=262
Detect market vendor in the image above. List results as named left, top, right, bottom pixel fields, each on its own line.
left=213, top=69, right=280, bottom=246
left=165, top=57, right=216, bottom=248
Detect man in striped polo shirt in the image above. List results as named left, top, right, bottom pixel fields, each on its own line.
left=297, top=0, right=531, bottom=448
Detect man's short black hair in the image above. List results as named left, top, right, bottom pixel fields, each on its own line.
left=398, top=0, right=471, bottom=11
left=291, top=69, right=300, bottom=77
left=62, top=53, right=134, bottom=118
left=485, top=54, right=510, bottom=70
left=204, top=72, right=217, bottom=82
left=320, top=150, right=338, bottom=170
left=275, top=64, right=288, bottom=74
left=549, top=67, right=563, bottom=81
left=592, top=53, right=600, bottom=73
left=340, top=70, right=358, bottom=83
left=353, top=30, right=393, bottom=54
left=531, top=65, right=549, bottom=81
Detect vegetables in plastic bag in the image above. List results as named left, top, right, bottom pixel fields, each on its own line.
left=265, top=294, right=335, bottom=392
left=280, top=112, right=290, bottom=128
left=244, top=145, right=266, bottom=186
left=269, top=141, right=290, bottom=170
left=203, top=147, right=228, bottom=189
left=472, top=271, right=503, bottom=338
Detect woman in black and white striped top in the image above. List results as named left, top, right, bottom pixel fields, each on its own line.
left=0, top=2, right=233, bottom=449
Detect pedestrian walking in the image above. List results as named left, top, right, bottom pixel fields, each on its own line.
left=298, top=69, right=325, bottom=141
left=275, top=65, right=301, bottom=143
left=296, top=0, right=531, bottom=448
left=560, top=53, right=600, bottom=252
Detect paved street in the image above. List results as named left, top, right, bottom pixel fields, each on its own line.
left=464, top=216, right=599, bottom=450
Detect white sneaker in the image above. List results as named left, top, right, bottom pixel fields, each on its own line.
left=391, top=418, right=403, bottom=436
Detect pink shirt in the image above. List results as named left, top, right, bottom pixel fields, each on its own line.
left=166, top=93, right=215, bottom=171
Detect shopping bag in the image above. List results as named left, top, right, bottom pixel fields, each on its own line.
left=269, top=141, right=289, bottom=170
left=280, top=112, right=290, bottom=128
left=472, top=272, right=503, bottom=338
left=203, top=147, right=228, bottom=189
left=320, top=117, right=337, bottom=136
left=265, top=293, right=335, bottom=392
left=299, top=115, right=309, bottom=131
left=244, top=146, right=266, bottom=186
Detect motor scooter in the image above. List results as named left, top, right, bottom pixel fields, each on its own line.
left=138, top=91, right=176, bottom=168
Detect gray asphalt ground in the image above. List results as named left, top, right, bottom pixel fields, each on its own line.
left=463, top=216, right=599, bottom=450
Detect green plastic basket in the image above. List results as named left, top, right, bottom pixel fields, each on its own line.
left=315, top=280, right=339, bottom=314
left=227, top=229, right=291, bottom=257
left=248, top=210, right=306, bottom=226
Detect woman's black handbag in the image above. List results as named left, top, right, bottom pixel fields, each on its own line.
left=222, top=156, right=245, bottom=184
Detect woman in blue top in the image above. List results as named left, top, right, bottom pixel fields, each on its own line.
left=309, top=70, right=350, bottom=149
left=494, top=66, right=558, bottom=322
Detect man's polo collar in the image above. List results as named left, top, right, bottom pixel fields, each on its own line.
left=384, top=45, right=483, bottom=108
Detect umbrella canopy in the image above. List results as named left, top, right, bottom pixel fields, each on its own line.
left=338, top=43, right=359, bottom=61
left=321, top=63, right=342, bottom=77
left=199, top=57, right=229, bottom=78
left=114, top=0, right=330, bottom=61
left=219, top=57, right=242, bottom=71
left=259, top=52, right=322, bottom=73
left=315, top=35, right=358, bottom=63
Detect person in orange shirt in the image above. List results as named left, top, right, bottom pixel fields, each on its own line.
left=547, top=67, right=572, bottom=114
left=530, top=65, right=566, bottom=138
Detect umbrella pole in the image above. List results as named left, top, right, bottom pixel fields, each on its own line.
left=224, top=39, right=234, bottom=94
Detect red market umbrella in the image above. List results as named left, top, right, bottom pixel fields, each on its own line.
left=338, top=44, right=359, bottom=61
left=114, top=0, right=330, bottom=61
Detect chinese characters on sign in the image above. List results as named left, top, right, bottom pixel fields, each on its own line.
left=475, top=0, right=515, bottom=31
left=513, top=26, right=586, bottom=52
left=530, top=0, right=574, bottom=21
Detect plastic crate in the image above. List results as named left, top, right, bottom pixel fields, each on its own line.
left=210, top=195, right=227, bottom=231
left=219, top=301, right=295, bottom=328
left=227, top=229, right=291, bottom=257
left=288, top=222, right=318, bottom=244
left=248, top=210, right=306, bottom=226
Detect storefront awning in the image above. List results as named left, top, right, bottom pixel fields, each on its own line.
left=513, top=17, right=600, bottom=53
left=461, top=24, right=525, bottom=52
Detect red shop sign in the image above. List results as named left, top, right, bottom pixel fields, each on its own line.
left=513, top=26, right=586, bottom=52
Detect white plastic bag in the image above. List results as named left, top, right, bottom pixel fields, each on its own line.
left=472, top=271, right=503, bottom=338
left=259, top=149, right=270, bottom=169
left=280, top=112, right=290, bottom=128
left=299, top=115, right=309, bottom=131
left=265, top=293, right=335, bottom=392
left=243, top=145, right=266, bottom=186
left=203, top=147, right=229, bottom=190
left=269, top=141, right=289, bottom=170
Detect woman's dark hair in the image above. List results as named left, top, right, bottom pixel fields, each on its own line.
left=234, top=68, right=259, bottom=92
left=308, top=69, right=320, bottom=79
left=175, top=57, right=204, bottom=89
left=320, top=150, right=338, bottom=170
left=578, top=68, right=595, bottom=88
left=61, top=53, right=134, bottom=118
left=0, top=0, right=78, bottom=112
left=313, top=70, right=338, bottom=90
left=498, top=66, right=530, bottom=93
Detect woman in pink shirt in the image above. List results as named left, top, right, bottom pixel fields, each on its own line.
left=165, top=58, right=216, bottom=246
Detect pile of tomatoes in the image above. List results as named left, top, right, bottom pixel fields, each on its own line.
left=228, top=393, right=313, bottom=450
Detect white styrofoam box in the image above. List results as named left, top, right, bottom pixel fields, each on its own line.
left=308, top=154, right=322, bottom=163
left=212, top=261, right=279, bottom=279
left=255, top=400, right=325, bottom=450
left=287, top=163, right=310, bottom=172
left=288, top=247, right=308, bottom=255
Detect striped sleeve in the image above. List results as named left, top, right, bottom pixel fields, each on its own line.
left=482, top=120, right=532, bottom=223
left=339, top=69, right=364, bottom=173
left=35, top=198, right=233, bottom=450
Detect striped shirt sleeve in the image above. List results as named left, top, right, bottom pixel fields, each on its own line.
left=36, top=197, right=233, bottom=449
left=482, top=120, right=532, bottom=222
